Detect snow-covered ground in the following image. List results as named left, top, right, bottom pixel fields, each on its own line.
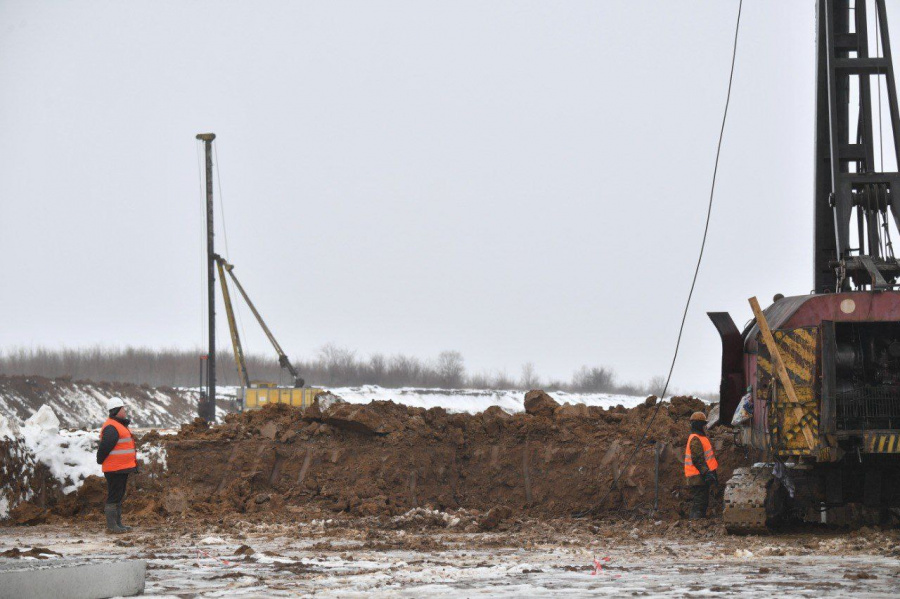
left=327, top=385, right=650, bottom=413
left=0, top=376, right=205, bottom=429
left=0, top=406, right=167, bottom=519
left=14, top=406, right=98, bottom=494
left=3, top=375, right=654, bottom=434
left=205, top=384, right=653, bottom=414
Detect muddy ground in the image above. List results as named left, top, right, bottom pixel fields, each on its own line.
left=3, top=391, right=899, bottom=595
left=2, top=516, right=898, bottom=596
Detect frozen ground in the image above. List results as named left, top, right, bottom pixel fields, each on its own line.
left=0, top=376, right=206, bottom=429
left=327, top=385, right=652, bottom=414
left=192, top=385, right=653, bottom=415
left=1, top=519, right=897, bottom=597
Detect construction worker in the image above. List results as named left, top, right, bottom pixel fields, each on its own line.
left=95, top=397, right=137, bottom=533
left=684, top=411, right=719, bottom=519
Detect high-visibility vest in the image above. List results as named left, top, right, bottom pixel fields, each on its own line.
left=684, top=433, right=718, bottom=477
left=100, top=418, right=137, bottom=473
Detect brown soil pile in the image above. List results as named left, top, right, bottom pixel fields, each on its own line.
left=6, top=390, right=752, bottom=526
left=151, top=390, right=751, bottom=522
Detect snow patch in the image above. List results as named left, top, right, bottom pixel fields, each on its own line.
left=142, top=442, right=168, bottom=470
left=326, top=385, right=651, bottom=414
left=19, top=414, right=99, bottom=494
left=201, top=536, right=227, bottom=545
left=0, top=413, right=20, bottom=440
left=25, top=405, right=60, bottom=433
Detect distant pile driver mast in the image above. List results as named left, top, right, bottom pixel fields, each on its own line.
left=194, top=133, right=319, bottom=418
left=710, top=0, right=900, bottom=532
left=197, top=132, right=217, bottom=423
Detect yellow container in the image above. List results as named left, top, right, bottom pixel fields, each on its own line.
left=243, top=387, right=321, bottom=410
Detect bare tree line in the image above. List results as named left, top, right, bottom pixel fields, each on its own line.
left=0, top=345, right=713, bottom=397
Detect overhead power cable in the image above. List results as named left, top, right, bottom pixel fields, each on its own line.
left=577, top=0, right=743, bottom=518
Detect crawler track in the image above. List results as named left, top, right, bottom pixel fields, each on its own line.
left=723, top=464, right=773, bottom=534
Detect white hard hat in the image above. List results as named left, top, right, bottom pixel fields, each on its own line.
left=105, top=397, right=126, bottom=412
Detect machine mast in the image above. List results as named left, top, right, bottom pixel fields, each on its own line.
left=814, top=0, right=900, bottom=292
left=196, top=132, right=217, bottom=423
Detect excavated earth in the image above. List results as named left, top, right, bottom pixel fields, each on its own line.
left=163, top=391, right=751, bottom=522
left=6, top=391, right=900, bottom=596
left=7, top=391, right=756, bottom=527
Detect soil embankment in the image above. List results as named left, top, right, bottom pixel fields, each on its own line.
left=7, top=390, right=752, bottom=526
left=0, top=375, right=207, bottom=428
left=162, top=392, right=749, bottom=520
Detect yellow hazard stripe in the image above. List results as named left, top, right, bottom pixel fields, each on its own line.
left=780, top=337, right=815, bottom=373
left=869, top=434, right=900, bottom=453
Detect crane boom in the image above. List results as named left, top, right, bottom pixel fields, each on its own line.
left=217, top=257, right=305, bottom=388
left=216, top=257, right=251, bottom=388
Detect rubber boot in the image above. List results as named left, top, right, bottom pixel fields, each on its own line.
left=116, top=503, right=133, bottom=531
left=688, top=485, right=709, bottom=520
left=105, top=503, right=126, bottom=533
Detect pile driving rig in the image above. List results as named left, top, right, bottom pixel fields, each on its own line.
left=195, top=133, right=320, bottom=418
left=710, top=0, right=900, bottom=532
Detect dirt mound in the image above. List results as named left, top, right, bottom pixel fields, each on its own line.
left=9, top=392, right=747, bottom=526
left=524, top=390, right=559, bottom=418
left=669, top=395, right=706, bottom=418
left=147, top=392, right=749, bottom=522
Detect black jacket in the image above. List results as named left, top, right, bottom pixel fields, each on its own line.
left=96, top=417, right=137, bottom=474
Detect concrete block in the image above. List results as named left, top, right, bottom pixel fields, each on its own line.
left=0, top=558, right=145, bottom=599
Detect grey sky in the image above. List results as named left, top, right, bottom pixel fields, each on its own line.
left=0, top=1, right=870, bottom=390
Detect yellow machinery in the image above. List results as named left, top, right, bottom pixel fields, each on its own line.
left=215, top=255, right=322, bottom=410
left=243, top=384, right=320, bottom=409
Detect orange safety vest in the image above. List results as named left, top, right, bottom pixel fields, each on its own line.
left=100, top=418, right=137, bottom=473
left=684, top=433, right=718, bottom=477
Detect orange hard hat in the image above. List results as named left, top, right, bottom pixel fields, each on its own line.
left=689, top=411, right=707, bottom=422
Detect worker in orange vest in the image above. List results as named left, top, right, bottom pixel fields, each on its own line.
left=684, top=411, right=719, bottom=519
left=95, top=397, right=138, bottom=533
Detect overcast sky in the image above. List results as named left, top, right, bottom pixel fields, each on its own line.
left=3, top=0, right=889, bottom=391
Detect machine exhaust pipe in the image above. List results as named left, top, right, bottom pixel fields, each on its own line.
left=708, top=312, right=745, bottom=424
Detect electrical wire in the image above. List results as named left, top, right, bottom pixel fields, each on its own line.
left=576, top=0, right=743, bottom=518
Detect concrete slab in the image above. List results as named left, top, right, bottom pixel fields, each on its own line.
left=0, top=558, right=145, bottom=599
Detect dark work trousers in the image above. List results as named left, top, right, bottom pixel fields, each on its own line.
left=104, top=472, right=129, bottom=505
left=689, top=482, right=710, bottom=519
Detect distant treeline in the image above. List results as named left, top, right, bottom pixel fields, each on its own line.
left=0, top=345, right=714, bottom=398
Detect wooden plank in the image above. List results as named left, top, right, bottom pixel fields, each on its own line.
left=748, top=296, right=818, bottom=451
